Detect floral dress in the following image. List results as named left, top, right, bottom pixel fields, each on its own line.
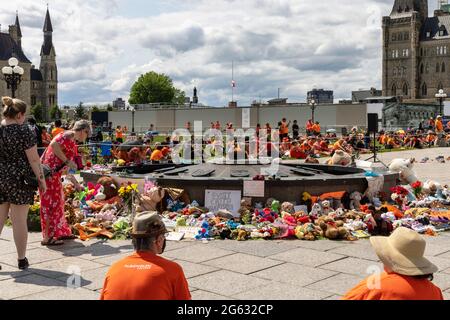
left=0, top=124, right=37, bottom=205
left=39, top=133, right=77, bottom=239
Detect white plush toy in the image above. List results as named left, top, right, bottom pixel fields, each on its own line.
left=423, top=180, right=442, bottom=196
left=309, top=203, right=323, bottom=219
left=94, top=186, right=106, bottom=201
left=321, top=200, right=333, bottom=215
left=389, top=158, right=418, bottom=184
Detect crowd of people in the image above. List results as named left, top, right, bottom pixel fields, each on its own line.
left=0, top=97, right=448, bottom=300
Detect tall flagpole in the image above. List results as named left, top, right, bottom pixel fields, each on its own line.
left=232, top=60, right=234, bottom=102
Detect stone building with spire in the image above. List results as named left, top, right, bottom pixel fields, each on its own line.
left=383, top=0, right=450, bottom=100
left=0, top=8, right=57, bottom=120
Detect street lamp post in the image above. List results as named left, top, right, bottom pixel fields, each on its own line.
left=309, top=99, right=317, bottom=123
left=127, top=105, right=136, bottom=133
left=2, top=58, right=24, bottom=98
left=435, top=89, right=447, bottom=117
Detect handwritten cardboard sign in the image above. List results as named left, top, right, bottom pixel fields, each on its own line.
left=205, top=190, right=241, bottom=216
left=175, top=226, right=201, bottom=239
left=243, top=180, right=265, bottom=197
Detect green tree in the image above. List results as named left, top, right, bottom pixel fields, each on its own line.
left=107, top=105, right=113, bottom=111
left=49, top=105, right=62, bottom=120
left=75, top=102, right=86, bottom=120
left=30, top=103, right=44, bottom=123
left=174, top=88, right=187, bottom=105
left=91, top=106, right=101, bottom=113
left=129, top=71, right=186, bottom=105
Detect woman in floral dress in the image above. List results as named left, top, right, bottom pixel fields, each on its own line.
left=40, top=120, right=90, bottom=245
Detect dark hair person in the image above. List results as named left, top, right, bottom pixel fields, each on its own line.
left=39, top=120, right=91, bottom=246
left=0, top=97, right=47, bottom=270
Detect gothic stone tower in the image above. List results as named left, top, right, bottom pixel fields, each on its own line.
left=383, top=0, right=450, bottom=100
left=40, top=8, right=58, bottom=120
left=382, top=0, right=428, bottom=99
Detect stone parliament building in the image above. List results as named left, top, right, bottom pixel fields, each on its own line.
left=382, top=0, right=446, bottom=128
left=0, top=8, right=57, bottom=120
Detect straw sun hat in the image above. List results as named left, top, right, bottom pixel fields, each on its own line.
left=370, top=227, right=438, bottom=276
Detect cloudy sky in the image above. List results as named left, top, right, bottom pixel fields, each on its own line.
left=0, top=0, right=439, bottom=106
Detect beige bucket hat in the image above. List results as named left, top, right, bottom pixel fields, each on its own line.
left=131, top=212, right=167, bottom=239
left=370, top=227, right=438, bottom=276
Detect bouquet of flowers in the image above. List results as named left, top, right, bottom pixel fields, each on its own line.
left=118, top=182, right=139, bottom=213
left=411, top=181, right=423, bottom=198
left=390, top=186, right=409, bottom=208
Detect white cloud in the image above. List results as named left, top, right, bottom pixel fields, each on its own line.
left=0, top=0, right=437, bottom=106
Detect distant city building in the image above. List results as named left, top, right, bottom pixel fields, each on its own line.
left=307, top=89, right=334, bottom=104
left=0, top=9, right=57, bottom=120
left=352, top=87, right=383, bottom=103
left=113, top=98, right=126, bottom=110
left=267, top=98, right=288, bottom=105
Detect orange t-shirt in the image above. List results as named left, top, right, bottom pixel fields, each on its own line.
left=150, top=149, right=164, bottom=161
left=343, top=272, right=443, bottom=300
left=312, top=124, right=321, bottom=133
left=436, top=120, right=444, bottom=132
left=281, top=122, right=289, bottom=135
left=52, top=127, right=64, bottom=138
left=115, top=129, right=123, bottom=139
left=100, top=252, right=191, bottom=300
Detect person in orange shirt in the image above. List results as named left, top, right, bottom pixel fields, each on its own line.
left=41, top=127, right=52, bottom=148
left=51, top=120, right=64, bottom=138
left=115, top=126, right=123, bottom=143
left=280, top=118, right=290, bottom=139
left=312, top=122, right=321, bottom=136
left=100, top=212, right=191, bottom=300
left=435, top=116, right=444, bottom=133
left=150, top=145, right=164, bottom=162
left=343, top=227, right=443, bottom=300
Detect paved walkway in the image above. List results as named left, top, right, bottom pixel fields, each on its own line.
left=0, top=148, right=449, bottom=300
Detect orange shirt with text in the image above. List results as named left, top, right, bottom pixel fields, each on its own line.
left=100, top=252, right=191, bottom=300
left=343, top=272, right=443, bottom=300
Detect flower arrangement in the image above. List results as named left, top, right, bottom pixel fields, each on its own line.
left=411, top=181, right=423, bottom=198
left=118, top=182, right=139, bottom=213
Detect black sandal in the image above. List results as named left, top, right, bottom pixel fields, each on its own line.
left=41, top=238, right=64, bottom=246
left=18, top=258, right=29, bottom=270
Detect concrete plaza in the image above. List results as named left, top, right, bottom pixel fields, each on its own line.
left=1, top=148, right=450, bottom=300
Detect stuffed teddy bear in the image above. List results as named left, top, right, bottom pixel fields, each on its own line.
left=237, top=229, right=250, bottom=241
left=349, top=191, right=363, bottom=211
left=318, top=217, right=349, bottom=240
left=389, top=158, right=417, bottom=184
left=295, top=223, right=323, bottom=241
left=238, top=199, right=253, bottom=224
left=309, top=203, right=323, bottom=221
left=327, top=150, right=352, bottom=166
left=97, top=176, right=119, bottom=200
left=94, top=186, right=107, bottom=201
left=423, top=180, right=443, bottom=197
left=321, top=200, right=333, bottom=215
left=136, top=186, right=165, bottom=212
left=281, top=202, right=294, bottom=214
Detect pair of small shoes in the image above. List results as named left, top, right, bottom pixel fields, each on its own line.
left=41, top=238, right=64, bottom=246
left=420, top=157, right=429, bottom=163
left=436, top=156, right=446, bottom=163
left=18, top=258, right=29, bottom=270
